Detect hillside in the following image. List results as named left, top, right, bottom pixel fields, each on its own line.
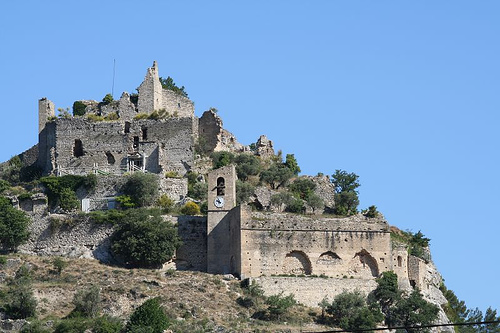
left=0, top=254, right=327, bottom=332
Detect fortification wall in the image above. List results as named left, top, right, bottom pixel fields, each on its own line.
left=175, top=216, right=207, bottom=271
left=38, top=116, right=194, bottom=176
left=198, top=110, right=244, bottom=153
left=161, top=90, right=194, bottom=118
left=240, top=212, right=392, bottom=279
left=254, top=276, right=378, bottom=307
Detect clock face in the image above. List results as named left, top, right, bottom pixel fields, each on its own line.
left=214, top=196, right=225, bottom=208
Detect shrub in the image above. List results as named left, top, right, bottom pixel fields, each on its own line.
left=306, top=193, right=324, bottom=213
left=0, top=179, right=10, bottom=193
left=111, top=209, right=182, bottom=268
left=72, top=101, right=87, bottom=117
left=286, top=196, right=305, bottom=214
left=4, top=283, right=37, bottom=319
left=58, top=187, right=79, bottom=211
left=115, top=195, right=135, bottom=209
left=87, top=114, right=105, bottom=122
left=288, top=178, right=316, bottom=199
left=327, top=290, right=383, bottom=330
left=363, top=205, right=379, bottom=218
left=72, top=285, right=101, bottom=318
left=188, top=182, right=207, bottom=201
left=157, top=195, right=174, bottom=213
left=265, top=292, right=296, bottom=320
left=88, top=209, right=125, bottom=224
left=53, top=317, right=89, bottom=333
left=126, top=297, right=170, bottom=332
left=92, top=315, right=123, bottom=333
left=133, top=113, right=149, bottom=120
left=0, top=196, right=30, bottom=250
left=52, top=257, right=68, bottom=275
left=104, top=112, right=119, bottom=120
left=180, top=201, right=200, bottom=215
left=20, top=321, right=51, bottom=333
left=122, top=173, right=158, bottom=207
left=164, top=171, right=181, bottom=178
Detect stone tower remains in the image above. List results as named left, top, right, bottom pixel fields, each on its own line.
left=138, top=61, right=163, bottom=114
left=38, top=98, right=55, bottom=134
left=206, top=165, right=239, bottom=274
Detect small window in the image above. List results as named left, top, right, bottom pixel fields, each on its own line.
left=141, top=126, right=148, bottom=140
left=216, top=177, right=225, bottom=196
left=178, top=103, right=181, bottom=108
left=397, top=256, right=402, bottom=267
left=133, top=136, right=139, bottom=149
left=124, top=121, right=131, bottom=133
left=73, top=139, right=84, bottom=157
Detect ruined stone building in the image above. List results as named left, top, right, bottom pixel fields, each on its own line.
left=37, top=61, right=242, bottom=178
left=19, top=62, right=449, bottom=316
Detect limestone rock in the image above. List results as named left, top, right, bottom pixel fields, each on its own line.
left=255, top=135, right=274, bottom=158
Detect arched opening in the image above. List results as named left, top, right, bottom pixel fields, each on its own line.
left=105, top=151, right=115, bottom=165
left=217, top=177, right=225, bottom=196
left=348, top=249, right=379, bottom=278
left=397, top=256, right=402, bottom=267
left=73, top=139, right=84, bottom=157
left=317, top=251, right=342, bottom=265
left=283, top=251, right=312, bottom=275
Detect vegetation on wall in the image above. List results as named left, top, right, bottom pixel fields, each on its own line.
left=330, top=169, right=360, bottom=216
left=40, top=174, right=97, bottom=211
left=391, top=229, right=431, bottom=262
left=72, top=101, right=87, bottom=116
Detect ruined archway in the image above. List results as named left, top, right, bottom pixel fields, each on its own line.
left=283, top=251, right=312, bottom=275
left=348, top=249, right=379, bottom=278
left=317, top=251, right=342, bottom=265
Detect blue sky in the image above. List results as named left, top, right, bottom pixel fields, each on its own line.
left=1, top=1, right=499, bottom=313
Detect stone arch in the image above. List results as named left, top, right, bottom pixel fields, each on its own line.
left=283, top=251, right=312, bottom=275
left=348, top=249, right=379, bottom=278
left=317, top=251, right=342, bottom=265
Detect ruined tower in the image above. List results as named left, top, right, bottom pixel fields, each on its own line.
left=206, top=165, right=240, bottom=274
left=138, top=61, right=163, bottom=114
left=38, top=98, right=55, bottom=133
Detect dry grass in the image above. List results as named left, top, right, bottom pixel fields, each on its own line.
left=0, top=254, right=329, bottom=332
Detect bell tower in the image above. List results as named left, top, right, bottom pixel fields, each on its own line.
left=206, top=164, right=238, bottom=274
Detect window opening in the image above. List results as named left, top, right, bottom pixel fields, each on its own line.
left=106, top=151, right=115, bottom=165
left=124, top=121, right=130, bottom=133
left=133, top=136, right=139, bottom=149
left=397, top=256, right=402, bottom=267
left=73, top=139, right=84, bottom=157
left=142, top=126, right=148, bottom=140
left=216, top=177, right=225, bottom=196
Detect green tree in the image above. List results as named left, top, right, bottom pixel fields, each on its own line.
left=306, top=193, right=324, bottom=213
left=236, top=180, right=255, bottom=205
left=0, top=196, right=30, bottom=251
left=126, top=297, right=170, bottom=333
left=327, top=290, right=382, bottom=332
left=370, top=271, right=401, bottom=317
left=388, top=288, right=439, bottom=332
left=72, top=101, right=87, bottom=116
left=102, top=94, right=114, bottom=104
left=331, top=169, right=360, bottom=216
left=111, top=209, right=182, bottom=268
left=4, top=283, right=37, bottom=319
left=260, top=163, right=294, bottom=189
left=122, top=173, right=159, bottom=207
left=159, top=76, right=188, bottom=98
left=284, top=154, right=301, bottom=175
left=58, top=187, right=79, bottom=211
left=288, top=178, right=316, bottom=199
left=234, top=153, right=261, bottom=181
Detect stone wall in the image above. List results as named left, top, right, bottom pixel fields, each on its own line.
left=38, top=117, right=195, bottom=176
left=254, top=276, right=378, bottom=307
left=198, top=110, right=244, bottom=153
left=175, top=215, right=207, bottom=271
left=161, top=89, right=194, bottom=118
left=240, top=211, right=394, bottom=279
left=38, top=98, right=55, bottom=134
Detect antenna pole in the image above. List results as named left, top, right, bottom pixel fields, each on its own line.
left=112, top=59, right=116, bottom=98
